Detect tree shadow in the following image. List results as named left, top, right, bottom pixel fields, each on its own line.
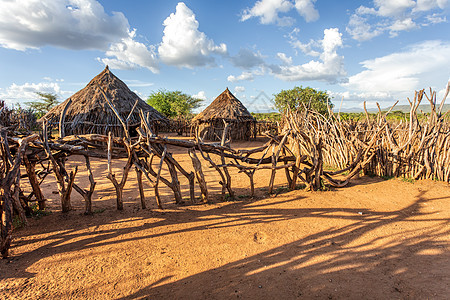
left=118, top=191, right=449, bottom=299
left=1, top=190, right=448, bottom=299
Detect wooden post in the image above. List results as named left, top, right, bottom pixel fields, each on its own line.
left=135, top=167, right=146, bottom=209
left=220, top=122, right=234, bottom=199
left=189, top=148, right=208, bottom=202
left=43, top=121, right=74, bottom=212
left=59, top=99, right=72, bottom=139
left=107, top=133, right=133, bottom=210
left=23, top=155, right=46, bottom=210
left=0, top=133, right=38, bottom=258
left=73, top=155, right=96, bottom=214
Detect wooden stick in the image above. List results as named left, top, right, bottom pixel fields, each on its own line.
left=189, top=148, right=208, bottom=203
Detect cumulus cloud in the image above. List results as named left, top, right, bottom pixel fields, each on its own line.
left=227, top=67, right=267, bottom=82
left=193, top=91, right=207, bottom=100
left=346, top=14, right=384, bottom=41
left=100, top=29, right=159, bottom=73
left=227, top=28, right=346, bottom=84
left=241, top=0, right=319, bottom=26
left=328, top=90, right=396, bottom=109
left=414, top=0, right=449, bottom=12
left=294, top=0, right=319, bottom=22
left=273, top=28, right=347, bottom=83
left=158, top=2, right=227, bottom=68
left=371, top=0, right=416, bottom=17
left=241, top=0, right=294, bottom=26
left=234, top=86, right=246, bottom=93
left=343, top=40, right=450, bottom=100
left=230, top=48, right=265, bottom=69
left=277, top=52, right=293, bottom=64
left=227, top=72, right=256, bottom=82
left=0, top=0, right=129, bottom=51
left=424, top=13, right=447, bottom=24
left=347, top=0, right=450, bottom=41
left=0, top=82, right=64, bottom=105
left=389, top=18, right=418, bottom=36
left=288, top=28, right=321, bottom=56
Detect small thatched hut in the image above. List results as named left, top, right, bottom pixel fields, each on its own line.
left=42, top=66, right=166, bottom=137
left=192, top=88, right=256, bottom=141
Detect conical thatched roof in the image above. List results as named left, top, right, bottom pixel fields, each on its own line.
left=42, top=66, right=166, bottom=135
left=192, top=88, right=255, bottom=123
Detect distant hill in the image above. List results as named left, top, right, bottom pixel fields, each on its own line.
left=341, top=104, right=450, bottom=114
left=386, top=104, right=450, bottom=113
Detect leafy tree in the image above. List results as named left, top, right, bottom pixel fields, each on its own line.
left=273, top=86, right=332, bottom=115
left=25, top=92, right=59, bottom=119
left=251, top=112, right=282, bottom=122
left=147, top=89, right=203, bottom=119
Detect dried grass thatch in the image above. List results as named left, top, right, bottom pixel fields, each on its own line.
left=42, top=66, right=166, bottom=136
left=192, top=88, right=256, bottom=141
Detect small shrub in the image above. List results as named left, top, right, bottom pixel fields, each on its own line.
left=320, top=179, right=331, bottom=191
left=295, top=184, right=306, bottom=190
left=13, top=215, right=26, bottom=229
left=93, top=208, right=106, bottom=214
left=30, top=203, right=52, bottom=219
left=224, top=193, right=235, bottom=201
left=401, top=177, right=415, bottom=184
left=274, top=186, right=289, bottom=194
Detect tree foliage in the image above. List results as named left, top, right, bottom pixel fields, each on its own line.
left=273, top=86, right=332, bottom=115
left=25, top=92, right=59, bottom=119
left=147, top=89, right=203, bottom=119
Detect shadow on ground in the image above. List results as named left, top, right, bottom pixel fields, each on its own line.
left=1, top=188, right=449, bottom=299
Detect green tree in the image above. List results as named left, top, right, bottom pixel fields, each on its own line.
left=147, top=89, right=203, bottom=119
left=273, top=86, right=332, bottom=115
left=25, top=92, right=59, bottom=119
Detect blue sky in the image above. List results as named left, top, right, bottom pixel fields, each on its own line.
left=0, top=0, right=449, bottom=113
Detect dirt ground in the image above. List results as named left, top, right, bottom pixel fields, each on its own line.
left=1, top=137, right=449, bottom=299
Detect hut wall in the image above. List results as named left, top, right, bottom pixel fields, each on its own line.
left=56, top=119, right=159, bottom=137
left=195, top=120, right=255, bottom=141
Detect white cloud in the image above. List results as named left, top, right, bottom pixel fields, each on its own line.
left=228, top=72, right=255, bottom=82
left=347, top=0, right=450, bottom=41
left=193, top=91, right=207, bottom=100
left=123, top=80, right=154, bottom=88
left=389, top=18, right=418, bottom=36
left=0, top=0, right=129, bottom=51
left=294, top=0, right=319, bottom=22
left=241, top=0, right=294, bottom=26
left=241, top=0, right=319, bottom=26
left=0, top=82, right=64, bottom=105
left=424, top=13, right=447, bottom=24
left=158, top=2, right=227, bottom=68
left=346, top=14, right=384, bottom=41
left=343, top=40, right=450, bottom=100
left=273, top=28, right=347, bottom=83
left=277, top=52, right=293, bottom=64
left=328, top=90, right=394, bottom=109
left=414, top=0, right=449, bottom=12
left=234, top=86, right=246, bottom=93
left=372, top=0, right=416, bottom=17
left=230, top=48, right=265, bottom=69
left=100, top=29, right=159, bottom=73
left=288, top=28, right=321, bottom=56
left=227, top=67, right=267, bottom=82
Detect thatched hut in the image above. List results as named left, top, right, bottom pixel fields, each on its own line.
left=42, top=66, right=166, bottom=137
left=192, top=88, right=256, bottom=141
